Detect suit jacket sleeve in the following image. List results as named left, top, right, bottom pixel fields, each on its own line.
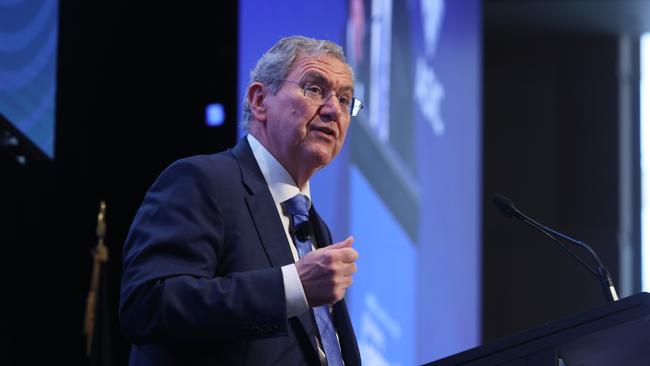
left=119, top=156, right=287, bottom=345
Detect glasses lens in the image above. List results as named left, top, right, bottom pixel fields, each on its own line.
left=351, top=99, right=363, bottom=117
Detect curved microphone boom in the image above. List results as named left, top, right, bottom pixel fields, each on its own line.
left=493, top=194, right=619, bottom=303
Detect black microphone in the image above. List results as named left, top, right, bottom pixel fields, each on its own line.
left=291, top=221, right=312, bottom=242
left=493, top=193, right=619, bottom=303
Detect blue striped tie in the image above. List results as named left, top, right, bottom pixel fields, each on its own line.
left=284, top=194, right=343, bottom=366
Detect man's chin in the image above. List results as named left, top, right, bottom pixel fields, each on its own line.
left=304, top=147, right=336, bottom=168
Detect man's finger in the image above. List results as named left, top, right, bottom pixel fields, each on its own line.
left=340, top=262, right=357, bottom=276
left=336, top=247, right=359, bottom=263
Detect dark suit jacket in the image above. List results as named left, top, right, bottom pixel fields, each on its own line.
left=119, top=139, right=360, bottom=366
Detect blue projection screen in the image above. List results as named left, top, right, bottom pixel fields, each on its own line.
left=0, top=0, right=58, bottom=159
left=239, top=0, right=481, bottom=363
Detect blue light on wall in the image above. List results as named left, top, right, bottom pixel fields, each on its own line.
left=0, top=0, right=59, bottom=158
left=205, top=103, right=225, bottom=127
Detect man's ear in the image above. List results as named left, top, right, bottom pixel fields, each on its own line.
left=247, top=82, right=267, bottom=122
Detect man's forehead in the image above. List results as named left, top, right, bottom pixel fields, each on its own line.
left=291, top=55, right=353, bottom=84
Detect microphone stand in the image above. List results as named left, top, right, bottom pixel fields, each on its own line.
left=494, top=194, right=619, bottom=303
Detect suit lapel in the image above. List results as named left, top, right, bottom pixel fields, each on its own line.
left=310, top=205, right=331, bottom=249
left=230, top=139, right=321, bottom=357
left=230, top=139, right=294, bottom=267
left=334, top=299, right=361, bottom=366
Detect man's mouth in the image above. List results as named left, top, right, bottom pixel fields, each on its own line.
left=311, top=125, right=336, bottom=139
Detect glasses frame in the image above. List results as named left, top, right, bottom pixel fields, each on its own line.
left=283, top=79, right=364, bottom=117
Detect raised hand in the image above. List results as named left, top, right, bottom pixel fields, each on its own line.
left=295, top=236, right=358, bottom=307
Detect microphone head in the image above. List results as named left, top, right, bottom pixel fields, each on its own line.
left=493, top=193, right=517, bottom=219
left=293, top=221, right=312, bottom=241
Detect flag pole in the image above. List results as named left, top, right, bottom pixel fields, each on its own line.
left=83, top=201, right=108, bottom=356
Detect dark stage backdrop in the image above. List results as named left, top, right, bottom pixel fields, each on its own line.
left=3, top=2, right=238, bottom=365
left=482, top=30, right=624, bottom=343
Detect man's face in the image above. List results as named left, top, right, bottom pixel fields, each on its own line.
left=261, top=55, right=353, bottom=180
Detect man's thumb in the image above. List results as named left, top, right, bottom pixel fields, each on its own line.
left=326, top=236, right=354, bottom=249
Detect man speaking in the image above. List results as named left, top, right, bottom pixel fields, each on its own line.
left=119, top=35, right=363, bottom=365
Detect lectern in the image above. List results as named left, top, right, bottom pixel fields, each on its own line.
left=426, top=292, right=650, bottom=365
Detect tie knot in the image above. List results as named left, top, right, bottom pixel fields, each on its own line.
left=284, top=194, right=310, bottom=217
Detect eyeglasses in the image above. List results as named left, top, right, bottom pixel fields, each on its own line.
left=284, top=80, right=364, bottom=117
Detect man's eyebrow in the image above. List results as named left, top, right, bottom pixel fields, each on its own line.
left=302, top=71, right=327, bottom=82
left=339, top=85, right=354, bottom=93
left=302, top=71, right=354, bottom=94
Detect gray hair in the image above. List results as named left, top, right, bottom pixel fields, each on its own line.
left=242, top=35, right=351, bottom=132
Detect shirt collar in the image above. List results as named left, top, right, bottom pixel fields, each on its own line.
left=247, top=134, right=311, bottom=207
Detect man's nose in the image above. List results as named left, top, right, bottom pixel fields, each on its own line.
left=319, top=94, right=343, bottom=121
